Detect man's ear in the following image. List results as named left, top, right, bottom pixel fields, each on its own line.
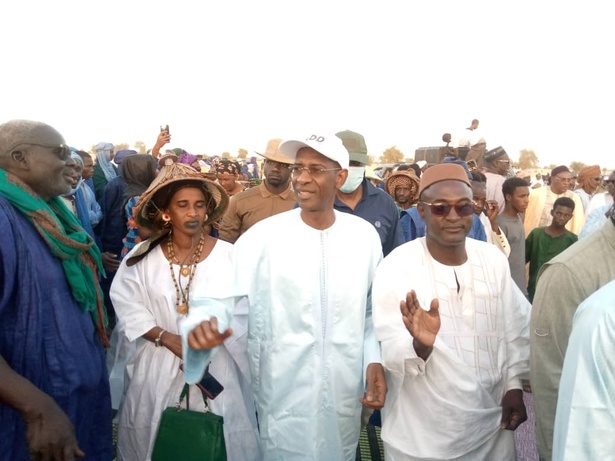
left=335, top=169, right=348, bottom=189
left=418, top=201, right=426, bottom=219
left=9, top=149, right=30, bottom=171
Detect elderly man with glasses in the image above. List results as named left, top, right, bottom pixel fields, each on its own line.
left=524, top=165, right=585, bottom=236
left=0, top=120, right=112, bottom=460
left=372, top=163, right=530, bottom=460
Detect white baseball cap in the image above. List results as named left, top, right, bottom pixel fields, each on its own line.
left=278, top=134, right=349, bottom=170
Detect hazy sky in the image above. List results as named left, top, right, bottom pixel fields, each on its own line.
left=2, top=0, right=613, bottom=170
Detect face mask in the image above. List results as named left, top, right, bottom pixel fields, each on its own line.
left=339, top=166, right=365, bottom=193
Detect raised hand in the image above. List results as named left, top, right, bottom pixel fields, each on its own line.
left=484, top=200, right=499, bottom=225
left=400, top=290, right=440, bottom=359
left=187, top=316, right=233, bottom=350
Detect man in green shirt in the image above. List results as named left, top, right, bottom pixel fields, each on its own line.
left=525, top=197, right=578, bottom=301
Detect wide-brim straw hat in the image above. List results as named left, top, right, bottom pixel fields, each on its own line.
left=135, top=154, right=229, bottom=229
left=255, top=138, right=294, bottom=164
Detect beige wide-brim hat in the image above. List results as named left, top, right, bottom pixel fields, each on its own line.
left=255, top=138, right=295, bottom=165
left=365, top=165, right=384, bottom=182
left=135, top=154, right=229, bottom=229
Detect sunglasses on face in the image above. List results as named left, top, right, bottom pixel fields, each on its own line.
left=8, top=142, right=71, bottom=160
left=420, top=200, right=475, bottom=217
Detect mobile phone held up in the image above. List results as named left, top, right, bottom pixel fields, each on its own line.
left=160, top=124, right=170, bottom=136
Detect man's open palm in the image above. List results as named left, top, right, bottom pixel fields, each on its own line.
left=400, top=290, right=440, bottom=347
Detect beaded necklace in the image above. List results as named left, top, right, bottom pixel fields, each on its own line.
left=168, top=232, right=199, bottom=277
left=168, top=232, right=206, bottom=315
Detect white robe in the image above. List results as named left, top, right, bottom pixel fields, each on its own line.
left=553, top=279, right=615, bottom=461
left=182, top=208, right=383, bottom=461
left=372, top=238, right=530, bottom=460
left=110, top=240, right=260, bottom=461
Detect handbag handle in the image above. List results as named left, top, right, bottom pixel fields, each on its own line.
left=179, top=382, right=210, bottom=412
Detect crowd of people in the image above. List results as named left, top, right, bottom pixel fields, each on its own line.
left=0, top=118, right=613, bottom=461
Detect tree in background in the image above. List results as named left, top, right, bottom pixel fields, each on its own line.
left=516, top=149, right=540, bottom=170
left=237, top=148, right=248, bottom=160
left=221, top=152, right=231, bottom=159
left=569, top=161, right=586, bottom=175
left=134, top=141, right=147, bottom=154
left=379, top=146, right=404, bottom=164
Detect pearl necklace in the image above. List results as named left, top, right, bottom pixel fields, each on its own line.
left=168, top=232, right=206, bottom=315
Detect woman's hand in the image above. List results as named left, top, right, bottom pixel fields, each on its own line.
left=187, top=317, right=233, bottom=350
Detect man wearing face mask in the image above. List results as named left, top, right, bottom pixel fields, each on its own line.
left=334, top=130, right=404, bottom=257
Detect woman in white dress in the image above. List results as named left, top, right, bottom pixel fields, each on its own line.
left=110, top=155, right=260, bottom=461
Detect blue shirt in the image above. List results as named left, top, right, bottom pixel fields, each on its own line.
left=334, top=179, right=405, bottom=256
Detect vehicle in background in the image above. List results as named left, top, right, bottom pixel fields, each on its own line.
left=414, top=146, right=442, bottom=166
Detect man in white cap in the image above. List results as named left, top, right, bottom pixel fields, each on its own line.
left=219, top=138, right=296, bottom=243
left=181, top=133, right=387, bottom=460
left=373, top=163, right=530, bottom=460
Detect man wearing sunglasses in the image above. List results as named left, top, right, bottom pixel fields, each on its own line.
left=372, top=163, right=530, bottom=460
left=524, top=165, right=585, bottom=236
left=0, top=120, right=112, bottom=460
left=586, top=169, right=614, bottom=216
left=574, top=164, right=602, bottom=215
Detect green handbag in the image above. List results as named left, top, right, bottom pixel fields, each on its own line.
left=151, top=383, right=227, bottom=461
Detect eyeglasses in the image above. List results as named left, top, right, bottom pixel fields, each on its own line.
left=553, top=176, right=573, bottom=182
left=497, top=159, right=511, bottom=164
left=264, top=159, right=290, bottom=169
left=289, top=165, right=341, bottom=177
left=420, top=200, right=475, bottom=217
left=8, top=142, right=71, bottom=160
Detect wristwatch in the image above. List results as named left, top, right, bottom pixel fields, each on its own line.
left=155, top=329, right=166, bottom=347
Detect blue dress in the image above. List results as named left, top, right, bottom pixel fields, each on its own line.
left=0, top=197, right=113, bottom=460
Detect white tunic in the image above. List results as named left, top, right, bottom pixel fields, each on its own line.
left=182, top=208, right=383, bottom=461
left=373, top=238, right=530, bottom=460
left=553, top=279, right=615, bottom=461
left=110, top=240, right=260, bottom=461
